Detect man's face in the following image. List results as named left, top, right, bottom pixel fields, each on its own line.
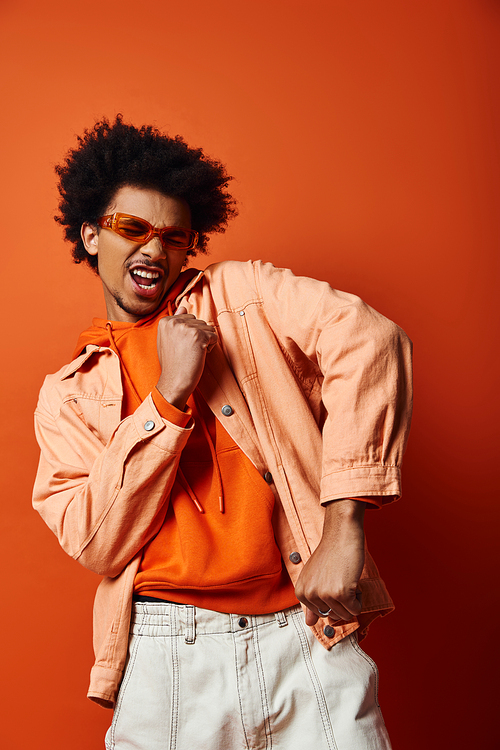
left=82, top=185, right=192, bottom=323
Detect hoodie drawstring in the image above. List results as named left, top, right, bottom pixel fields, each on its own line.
left=192, top=392, right=225, bottom=514
left=106, top=317, right=224, bottom=515
left=176, top=469, right=205, bottom=514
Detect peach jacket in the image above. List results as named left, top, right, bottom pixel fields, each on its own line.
left=33, top=260, right=413, bottom=709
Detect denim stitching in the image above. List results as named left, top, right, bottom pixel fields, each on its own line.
left=290, top=611, right=338, bottom=750
left=348, top=634, right=386, bottom=718
left=275, top=610, right=288, bottom=627
left=107, top=633, right=142, bottom=748
left=252, top=620, right=273, bottom=749
left=134, top=627, right=274, bottom=638
left=185, top=605, right=196, bottom=644
left=169, top=607, right=180, bottom=750
left=232, top=626, right=251, bottom=750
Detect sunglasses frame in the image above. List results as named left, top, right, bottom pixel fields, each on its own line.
left=97, top=212, right=199, bottom=251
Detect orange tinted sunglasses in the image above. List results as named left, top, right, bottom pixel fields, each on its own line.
left=97, top=212, right=198, bottom=251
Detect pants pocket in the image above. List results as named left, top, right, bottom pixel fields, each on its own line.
left=348, top=633, right=382, bottom=708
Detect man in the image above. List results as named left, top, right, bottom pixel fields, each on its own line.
left=33, top=115, right=412, bottom=749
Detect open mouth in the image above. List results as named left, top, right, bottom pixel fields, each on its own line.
left=129, top=266, right=163, bottom=296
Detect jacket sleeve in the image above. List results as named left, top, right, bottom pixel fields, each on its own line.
left=33, top=387, right=193, bottom=577
left=253, top=261, right=413, bottom=503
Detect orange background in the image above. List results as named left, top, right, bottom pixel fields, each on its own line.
left=1, top=0, right=499, bottom=747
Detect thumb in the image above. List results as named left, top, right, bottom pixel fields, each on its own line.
left=175, top=305, right=187, bottom=316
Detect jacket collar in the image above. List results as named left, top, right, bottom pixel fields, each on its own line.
left=174, top=269, right=204, bottom=306
left=59, top=345, right=117, bottom=381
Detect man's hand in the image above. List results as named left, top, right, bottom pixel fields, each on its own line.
left=294, top=499, right=366, bottom=627
left=156, top=306, right=218, bottom=410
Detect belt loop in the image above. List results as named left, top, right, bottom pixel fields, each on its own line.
left=185, top=605, right=196, bottom=644
left=275, top=609, right=288, bottom=628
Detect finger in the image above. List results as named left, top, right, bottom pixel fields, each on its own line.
left=315, top=597, right=353, bottom=621
left=175, top=305, right=187, bottom=315
left=305, top=607, right=319, bottom=627
left=338, top=589, right=363, bottom=617
left=340, top=595, right=362, bottom=617
left=297, top=591, right=345, bottom=622
left=324, top=594, right=361, bottom=619
left=317, top=605, right=342, bottom=621
left=300, top=590, right=348, bottom=620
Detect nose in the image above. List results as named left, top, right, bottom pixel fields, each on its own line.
left=139, top=236, right=167, bottom=261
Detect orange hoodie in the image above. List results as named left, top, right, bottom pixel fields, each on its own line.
left=75, top=270, right=298, bottom=614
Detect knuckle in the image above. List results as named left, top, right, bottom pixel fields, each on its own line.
left=332, top=594, right=347, bottom=607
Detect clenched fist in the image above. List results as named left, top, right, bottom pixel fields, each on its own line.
left=294, top=499, right=366, bottom=626
left=156, top=305, right=218, bottom=410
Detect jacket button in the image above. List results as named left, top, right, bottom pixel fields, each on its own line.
left=238, top=617, right=248, bottom=628
left=144, top=420, right=155, bottom=431
left=289, top=551, right=301, bottom=564
left=324, top=625, right=335, bottom=638
left=264, top=471, right=273, bottom=484
left=221, top=404, right=233, bottom=416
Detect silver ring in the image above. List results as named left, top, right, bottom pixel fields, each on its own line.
left=318, top=607, right=332, bottom=616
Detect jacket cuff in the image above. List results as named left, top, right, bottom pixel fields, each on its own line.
left=357, top=497, right=383, bottom=509
left=320, top=465, right=402, bottom=504
left=131, top=393, right=194, bottom=451
left=322, top=497, right=383, bottom=510
left=152, top=387, right=192, bottom=428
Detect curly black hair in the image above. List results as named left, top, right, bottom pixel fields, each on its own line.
left=55, top=115, right=237, bottom=272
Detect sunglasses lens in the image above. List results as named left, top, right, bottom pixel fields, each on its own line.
left=115, top=216, right=150, bottom=241
left=161, top=228, right=195, bottom=249
left=106, top=214, right=196, bottom=249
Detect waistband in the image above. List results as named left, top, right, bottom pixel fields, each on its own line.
left=130, top=601, right=303, bottom=644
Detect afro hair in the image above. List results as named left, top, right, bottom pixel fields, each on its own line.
left=55, top=115, right=237, bottom=272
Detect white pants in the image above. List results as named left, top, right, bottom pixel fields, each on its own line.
left=105, top=602, right=392, bottom=750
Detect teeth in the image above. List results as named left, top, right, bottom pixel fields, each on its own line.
left=132, top=268, right=160, bottom=279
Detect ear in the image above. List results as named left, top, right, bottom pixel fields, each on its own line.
left=81, top=223, right=99, bottom=256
